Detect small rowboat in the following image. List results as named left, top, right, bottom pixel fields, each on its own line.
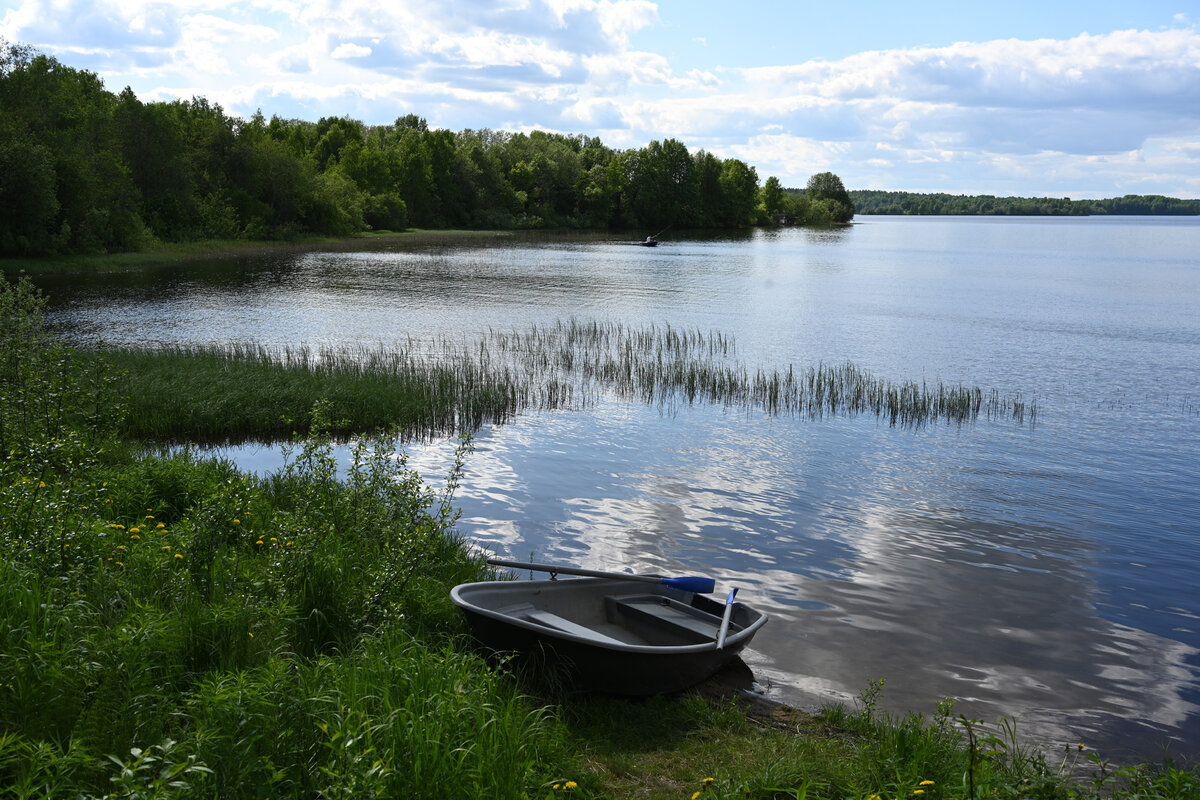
left=451, top=571, right=768, bottom=695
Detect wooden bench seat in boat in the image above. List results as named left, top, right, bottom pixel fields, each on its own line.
left=608, top=594, right=734, bottom=643
left=518, top=608, right=626, bottom=646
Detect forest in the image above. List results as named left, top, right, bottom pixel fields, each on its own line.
left=850, top=189, right=1200, bottom=216
left=0, top=41, right=854, bottom=258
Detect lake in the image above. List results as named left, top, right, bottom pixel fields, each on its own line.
left=36, top=217, right=1200, bottom=761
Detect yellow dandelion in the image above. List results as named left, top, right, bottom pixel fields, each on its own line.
left=115, top=561, right=123, bottom=567
left=255, top=540, right=264, bottom=546
left=174, top=553, right=183, bottom=560
left=1077, top=743, right=1085, bottom=751
left=130, top=534, right=140, bottom=541
left=248, top=631, right=254, bottom=638
left=130, top=527, right=140, bottom=534
left=38, top=481, right=46, bottom=488
left=116, top=545, right=125, bottom=551
left=920, top=781, right=936, bottom=786
left=269, top=537, right=278, bottom=542
left=109, top=524, right=125, bottom=530
left=156, top=523, right=166, bottom=529
left=233, top=518, right=241, bottom=524
left=286, top=541, right=294, bottom=547
left=564, top=781, right=577, bottom=791
left=914, top=790, right=925, bottom=795
left=703, top=778, right=714, bottom=785
left=144, top=515, right=154, bottom=520
left=162, top=545, right=171, bottom=551
left=692, top=793, right=701, bottom=800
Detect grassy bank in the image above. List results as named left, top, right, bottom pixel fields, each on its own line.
left=1, top=275, right=1192, bottom=798
left=0, top=229, right=506, bottom=275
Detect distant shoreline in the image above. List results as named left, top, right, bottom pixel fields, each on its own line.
left=846, top=190, right=1199, bottom=216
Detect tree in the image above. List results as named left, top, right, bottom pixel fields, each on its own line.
left=759, top=176, right=787, bottom=223
left=805, top=172, right=854, bottom=223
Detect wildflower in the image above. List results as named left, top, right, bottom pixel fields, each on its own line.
left=703, top=778, right=714, bottom=786
left=38, top=481, right=46, bottom=488
left=162, top=545, right=171, bottom=551
left=270, top=537, right=278, bottom=542
left=255, top=539, right=264, bottom=546
left=233, top=518, right=241, bottom=524
left=157, top=523, right=166, bottom=530
left=564, top=782, right=577, bottom=791
left=174, top=553, right=183, bottom=560
left=129, top=527, right=140, bottom=534
left=248, top=632, right=254, bottom=638
left=692, top=793, right=701, bottom=800
left=115, top=561, right=123, bottom=567
left=130, top=534, right=140, bottom=541
left=914, top=791, right=925, bottom=796
left=1077, top=743, right=1085, bottom=751
left=109, top=524, right=125, bottom=530
left=920, top=781, right=936, bottom=786
left=116, top=545, right=125, bottom=551
left=144, top=515, right=154, bottom=520
left=286, top=541, right=294, bottom=547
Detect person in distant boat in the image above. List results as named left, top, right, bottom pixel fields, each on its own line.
left=643, top=235, right=656, bottom=246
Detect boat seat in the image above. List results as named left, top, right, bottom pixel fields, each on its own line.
left=521, top=609, right=625, bottom=646
left=610, top=595, right=733, bottom=641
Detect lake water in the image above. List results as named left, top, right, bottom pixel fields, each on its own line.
left=36, top=217, right=1200, bottom=761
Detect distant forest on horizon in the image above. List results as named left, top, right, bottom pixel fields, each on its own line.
left=1, top=42, right=1195, bottom=259
left=847, top=189, right=1199, bottom=216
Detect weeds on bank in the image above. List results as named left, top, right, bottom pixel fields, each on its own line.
left=0, top=275, right=574, bottom=797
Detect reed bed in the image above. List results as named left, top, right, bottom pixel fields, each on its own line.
left=108, top=318, right=1035, bottom=442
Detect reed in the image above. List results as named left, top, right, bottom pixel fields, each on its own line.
left=107, top=319, right=1035, bottom=443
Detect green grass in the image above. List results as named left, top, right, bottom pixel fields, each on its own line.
left=2, top=274, right=1190, bottom=799
left=104, top=319, right=1035, bottom=444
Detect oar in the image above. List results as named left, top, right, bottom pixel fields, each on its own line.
left=715, top=587, right=739, bottom=649
left=486, top=558, right=715, bottom=594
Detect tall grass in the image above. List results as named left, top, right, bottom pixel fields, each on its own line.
left=106, top=319, right=1036, bottom=443
left=0, top=275, right=574, bottom=797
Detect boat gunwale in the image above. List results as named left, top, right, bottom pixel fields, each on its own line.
left=450, top=577, right=768, bottom=655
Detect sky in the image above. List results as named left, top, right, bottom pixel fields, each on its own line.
left=3, top=0, right=1199, bottom=198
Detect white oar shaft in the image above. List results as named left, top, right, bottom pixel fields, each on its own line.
left=487, top=558, right=659, bottom=584
left=715, top=588, right=738, bottom=649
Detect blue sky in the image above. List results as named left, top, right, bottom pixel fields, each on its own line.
left=3, top=0, right=1198, bottom=198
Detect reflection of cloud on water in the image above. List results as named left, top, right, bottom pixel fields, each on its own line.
left=752, top=504, right=1200, bottom=756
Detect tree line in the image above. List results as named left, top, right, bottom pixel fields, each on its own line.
left=0, top=41, right=854, bottom=257
left=850, top=190, right=1199, bottom=216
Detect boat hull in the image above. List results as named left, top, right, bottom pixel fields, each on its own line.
left=450, top=577, right=767, bottom=695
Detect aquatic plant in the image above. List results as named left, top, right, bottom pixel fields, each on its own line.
left=106, top=318, right=1035, bottom=442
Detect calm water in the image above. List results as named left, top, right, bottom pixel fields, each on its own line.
left=37, top=217, right=1200, bottom=760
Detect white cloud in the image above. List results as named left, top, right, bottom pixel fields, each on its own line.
left=330, top=42, right=371, bottom=59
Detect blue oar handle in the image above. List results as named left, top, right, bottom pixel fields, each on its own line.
left=662, top=575, right=717, bottom=593
left=486, top=558, right=715, bottom=594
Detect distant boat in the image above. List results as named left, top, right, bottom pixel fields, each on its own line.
left=640, top=236, right=658, bottom=246
left=451, top=575, right=768, bottom=695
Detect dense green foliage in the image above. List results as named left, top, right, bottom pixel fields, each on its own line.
left=0, top=41, right=852, bottom=257
left=849, top=190, right=1200, bottom=216
left=0, top=275, right=576, bottom=796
